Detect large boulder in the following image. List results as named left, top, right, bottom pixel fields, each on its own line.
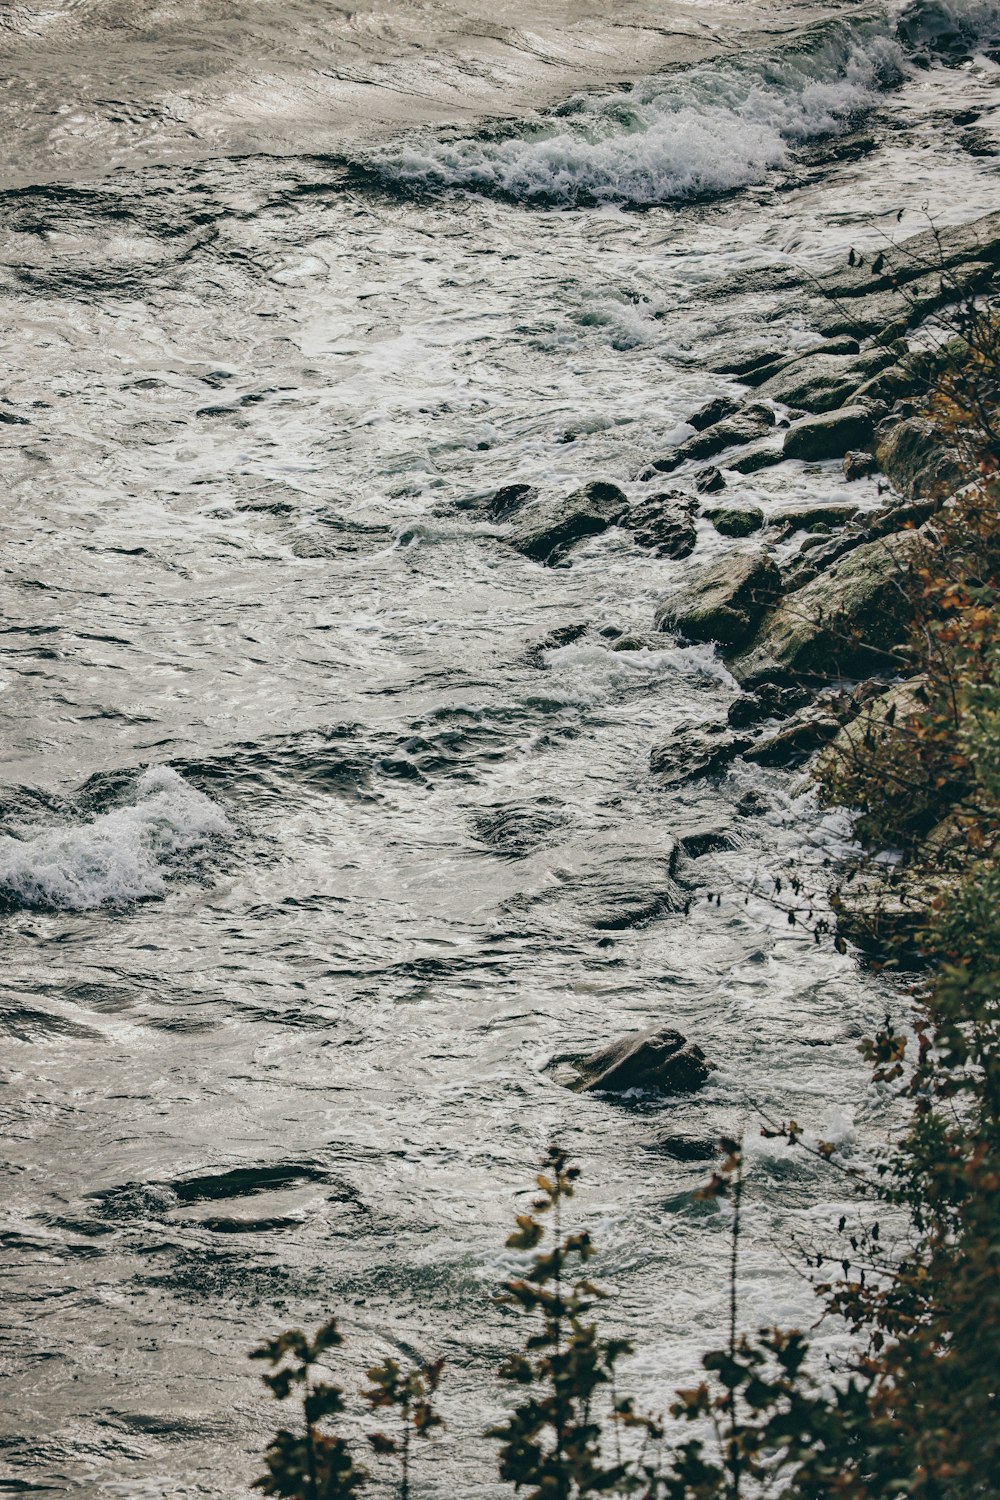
left=654, top=550, right=781, bottom=649
left=649, top=721, right=750, bottom=786
left=643, top=404, right=775, bottom=475
left=511, top=481, right=628, bottom=564
left=729, top=528, right=926, bottom=686
left=567, top=1027, right=712, bottom=1096
left=783, top=405, right=875, bottom=461
left=874, top=416, right=965, bottom=500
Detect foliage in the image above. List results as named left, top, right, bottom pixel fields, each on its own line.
left=251, top=1319, right=368, bottom=1500
left=363, top=1356, right=445, bottom=1500
left=486, top=1144, right=658, bottom=1500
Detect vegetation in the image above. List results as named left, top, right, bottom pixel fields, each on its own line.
left=250, top=256, right=1000, bottom=1499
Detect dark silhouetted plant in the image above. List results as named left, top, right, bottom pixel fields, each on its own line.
left=363, top=1356, right=445, bottom=1500
left=251, top=1318, right=368, bottom=1500
left=487, top=1144, right=642, bottom=1499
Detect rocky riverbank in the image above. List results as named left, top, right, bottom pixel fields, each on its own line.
left=497, top=208, right=1000, bottom=974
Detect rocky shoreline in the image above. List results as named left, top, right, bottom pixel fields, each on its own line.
left=498, top=208, right=1000, bottom=1011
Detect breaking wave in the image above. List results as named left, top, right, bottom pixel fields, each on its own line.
left=363, top=0, right=998, bottom=207
left=0, top=768, right=233, bottom=910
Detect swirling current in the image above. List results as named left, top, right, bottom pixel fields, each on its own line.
left=1, top=0, right=998, bottom=1493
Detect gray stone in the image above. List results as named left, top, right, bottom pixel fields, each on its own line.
left=687, top=395, right=740, bottom=431
left=726, top=445, right=785, bottom=475
left=843, top=450, right=878, bottom=481
left=783, top=406, right=875, bottom=462
left=874, top=416, right=965, bottom=500
left=704, top=504, right=765, bottom=537
left=655, top=550, right=782, bottom=648
left=572, top=1027, right=712, bottom=1095
left=512, top=481, right=628, bottom=564
left=744, top=708, right=843, bottom=767
left=730, top=528, right=926, bottom=687
left=644, top=404, right=776, bottom=475
left=816, top=261, right=993, bottom=339
left=695, top=465, right=726, bottom=494
left=650, top=721, right=750, bottom=786
left=627, top=493, right=698, bottom=558
left=754, top=347, right=896, bottom=413
left=769, top=501, right=861, bottom=530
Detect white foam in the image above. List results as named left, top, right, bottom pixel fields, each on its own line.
left=0, top=768, right=233, bottom=910
left=367, top=0, right=1000, bottom=208
left=368, top=19, right=905, bottom=207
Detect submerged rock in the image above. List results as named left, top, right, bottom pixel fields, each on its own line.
left=783, top=405, right=875, bottom=462
left=654, top=550, right=781, bottom=649
left=511, top=481, right=628, bottom=564
left=650, top=721, right=750, bottom=786
left=730, top=528, right=926, bottom=687
left=564, top=1027, right=712, bottom=1096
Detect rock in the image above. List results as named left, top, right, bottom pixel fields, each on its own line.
left=650, top=721, right=750, bottom=786
left=730, top=528, right=926, bottom=687
left=816, top=676, right=929, bottom=781
left=654, top=550, right=781, bottom=649
left=644, top=404, right=776, bottom=475
left=704, top=504, right=764, bottom=537
left=486, top=482, right=536, bottom=520
left=744, top=707, right=843, bottom=767
left=831, top=869, right=943, bottom=959
left=735, top=336, right=862, bottom=387
left=814, top=209, right=1000, bottom=302
left=678, top=828, right=737, bottom=858
left=512, top=481, right=628, bottom=564
left=726, top=445, right=785, bottom=475
left=754, top=347, right=896, bottom=413
left=769, top=502, right=861, bottom=531
left=627, top=493, right=698, bottom=558
left=570, top=1027, right=712, bottom=1095
left=687, top=395, right=740, bottom=431
left=815, top=261, right=993, bottom=340
left=645, top=1133, right=721, bottom=1162
left=783, top=406, right=875, bottom=462
left=874, top=416, right=965, bottom=500
left=695, top=465, right=726, bottom=494
left=844, top=450, right=877, bottom=481
left=727, top=682, right=811, bottom=727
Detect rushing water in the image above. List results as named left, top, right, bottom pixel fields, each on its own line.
left=1, top=0, right=999, bottom=1493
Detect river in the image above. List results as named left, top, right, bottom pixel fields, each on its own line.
left=1, top=0, right=998, bottom=1493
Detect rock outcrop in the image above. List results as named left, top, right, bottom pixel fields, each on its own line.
left=729, top=528, right=925, bottom=687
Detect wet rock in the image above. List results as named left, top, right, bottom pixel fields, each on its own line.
left=816, top=676, right=929, bottom=782
left=727, top=682, right=811, bottom=727
left=512, top=481, right=628, bottom=564
left=654, top=550, right=781, bottom=649
left=695, top=465, right=726, bottom=494
left=726, top=445, right=785, bottom=475
left=645, top=1133, right=721, bottom=1162
left=769, top=501, right=861, bottom=531
left=568, top=1027, right=712, bottom=1096
left=874, top=416, right=965, bottom=500
left=754, top=347, right=896, bottom=413
left=650, top=721, right=750, bottom=786
left=816, top=261, right=993, bottom=340
left=783, top=405, right=875, bottom=462
left=843, top=450, right=877, bottom=481
left=643, top=404, right=776, bottom=475
left=486, top=482, right=537, bottom=520
left=704, top=504, right=764, bottom=537
left=729, top=528, right=926, bottom=687
left=831, top=867, right=946, bottom=960
left=678, top=828, right=737, bottom=858
left=815, top=209, right=1000, bottom=302
left=687, top=395, right=740, bottom=431
left=744, top=707, right=843, bottom=767
left=627, top=493, right=698, bottom=558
